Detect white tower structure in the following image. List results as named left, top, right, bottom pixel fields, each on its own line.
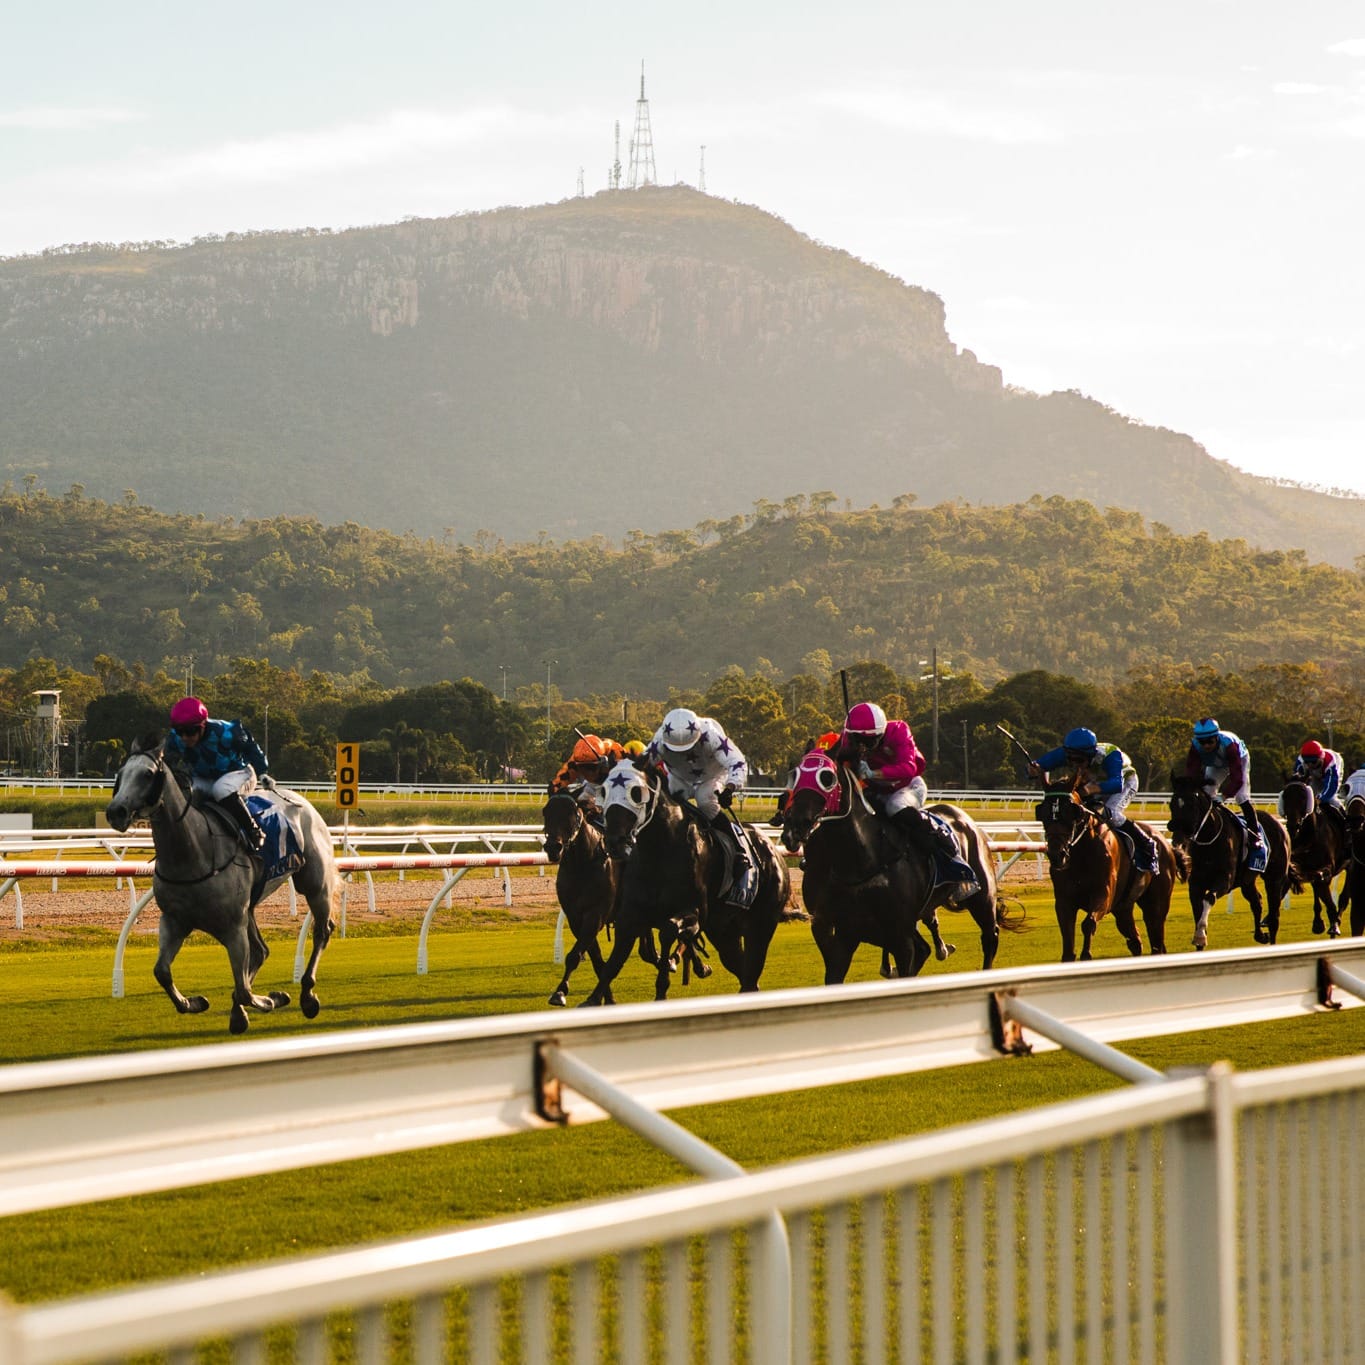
left=628, top=62, right=657, bottom=189
left=33, top=689, right=60, bottom=779
left=609, top=121, right=623, bottom=190
left=698, top=145, right=707, bottom=193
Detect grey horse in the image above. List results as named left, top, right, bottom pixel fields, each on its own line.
left=105, top=735, right=339, bottom=1034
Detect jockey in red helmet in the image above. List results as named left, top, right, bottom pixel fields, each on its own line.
left=1289, top=738, right=1344, bottom=808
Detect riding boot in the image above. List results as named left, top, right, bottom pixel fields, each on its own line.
left=711, top=811, right=755, bottom=906
left=1240, top=800, right=1268, bottom=871
left=1113, top=815, right=1158, bottom=873
left=892, top=807, right=979, bottom=897
left=221, top=793, right=266, bottom=852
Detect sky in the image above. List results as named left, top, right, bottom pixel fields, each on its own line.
left=3, top=0, right=1363, bottom=495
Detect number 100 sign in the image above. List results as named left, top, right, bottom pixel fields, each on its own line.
left=335, top=743, right=360, bottom=808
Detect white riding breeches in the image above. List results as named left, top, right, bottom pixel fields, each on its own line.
left=1103, top=772, right=1139, bottom=825
left=884, top=776, right=929, bottom=816
left=668, top=771, right=729, bottom=821
left=194, top=766, right=258, bottom=802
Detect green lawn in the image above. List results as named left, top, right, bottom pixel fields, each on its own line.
left=2, top=881, right=1362, bottom=1305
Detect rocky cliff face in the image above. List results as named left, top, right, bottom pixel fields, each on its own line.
left=0, top=187, right=1357, bottom=561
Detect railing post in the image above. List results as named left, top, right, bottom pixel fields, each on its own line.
left=1164, top=1063, right=1238, bottom=1364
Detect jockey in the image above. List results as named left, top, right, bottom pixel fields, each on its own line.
left=1290, top=739, right=1344, bottom=809
left=1028, top=727, right=1158, bottom=873
left=622, top=739, right=647, bottom=760
left=1185, top=717, right=1265, bottom=856
left=550, top=733, right=625, bottom=820
left=1343, top=760, right=1365, bottom=806
left=645, top=707, right=754, bottom=900
left=163, top=696, right=268, bottom=851
left=830, top=701, right=978, bottom=897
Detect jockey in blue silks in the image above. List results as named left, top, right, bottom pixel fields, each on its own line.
left=1030, top=726, right=1158, bottom=872
left=1184, top=717, right=1265, bottom=859
left=164, top=696, right=269, bottom=850
left=1290, top=739, right=1344, bottom=809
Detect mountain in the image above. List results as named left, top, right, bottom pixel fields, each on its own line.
left=2, top=186, right=1363, bottom=563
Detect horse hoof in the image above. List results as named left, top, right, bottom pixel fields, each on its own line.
left=1330, top=925, right=1342, bottom=939
left=184, top=995, right=210, bottom=1014
left=300, top=995, right=321, bottom=1020
left=229, top=1008, right=249, bottom=1035
left=1127, top=940, right=1143, bottom=957
left=1312, top=920, right=1325, bottom=936
left=1192, top=935, right=1207, bottom=950
left=548, top=992, right=567, bottom=1008
left=694, top=961, right=713, bottom=979
left=268, top=991, right=290, bottom=1008
left=1254, top=929, right=1270, bottom=945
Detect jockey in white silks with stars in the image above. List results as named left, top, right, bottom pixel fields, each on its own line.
left=644, top=707, right=756, bottom=905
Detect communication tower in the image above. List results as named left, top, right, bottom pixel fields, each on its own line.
left=698, top=145, right=707, bottom=193
left=576, top=166, right=585, bottom=197
left=628, top=62, right=657, bottom=189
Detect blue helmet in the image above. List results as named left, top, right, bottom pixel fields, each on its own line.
left=1192, top=717, right=1221, bottom=742
left=1063, top=727, right=1098, bottom=759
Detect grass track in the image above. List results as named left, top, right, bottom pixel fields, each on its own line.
left=2, top=881, right=1364, bottom=1304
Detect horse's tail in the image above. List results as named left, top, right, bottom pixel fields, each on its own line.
left=779, top=902, right=811, bottom=924
left=1170, top=841, right=1191, bottom=884
left=995, top=893, right=1027, bottom=933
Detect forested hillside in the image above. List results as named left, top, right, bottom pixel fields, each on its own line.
left=3, top=188, right=1364, bottom=562
left=3, top=485, right=1364, bottom=700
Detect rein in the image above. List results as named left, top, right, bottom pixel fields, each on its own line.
left=133, top=750, right=246, bottom=884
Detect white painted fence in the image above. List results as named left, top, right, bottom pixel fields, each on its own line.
left=2, top=943, right=1365, bottom=1362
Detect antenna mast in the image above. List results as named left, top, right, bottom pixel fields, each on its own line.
left=628, top=61, right=657, bottom=188
left=698, top=145, right=707, bottom=193
left=576, top=166, right=585, bottom=197
left=609, top=120, right=622, bottom=190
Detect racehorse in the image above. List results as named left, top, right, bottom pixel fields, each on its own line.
left=1167, top=775, right=1294, bottom=949
left=1279, top=779, right=1348, bottom=937
left=583, top=759, right=800, bottom=1002
left=780, top=751, right=1007, bottom=981
left=1035, top=780, right=1185, bottom=962
left=540, top=792, right=621, bottom=1007
left=1341, top=797, right=1365, bottom=937
left=105, top=736, right=338, bottom=1034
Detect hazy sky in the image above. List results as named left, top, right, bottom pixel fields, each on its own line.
left=4, top=1, right=1362, bottom=495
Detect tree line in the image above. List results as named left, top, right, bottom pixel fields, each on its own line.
left=3, top=652, right=1357, bottom=794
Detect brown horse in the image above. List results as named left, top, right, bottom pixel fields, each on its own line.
left=540, top=793, right=622, bottom=1007
left=1167, top=775, right=1294, bottom=949
left=1036, top=781, right=1185, bottom=961
left=1279, top=779, right=1348, bottom=937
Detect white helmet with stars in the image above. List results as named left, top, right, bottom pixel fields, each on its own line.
left=661, top=707, right=703, bottom=751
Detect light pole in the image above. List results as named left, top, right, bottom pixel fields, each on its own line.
left=962, top=720, right=970, bottom=787
left=919, top=648, right=941, bottom=764
left=263, top=704, right=270, bottom=759
left=499, top=665, right=508, bottom=702
left=1324, top=713, right=1336, bottom=749
left=544, top=659, right=557, bottom=743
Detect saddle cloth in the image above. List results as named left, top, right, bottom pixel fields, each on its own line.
left=1231, top=812, right=1268, bottom=873
left=244, top=790, right=308, bottom=884
left=711, top=819, right=759, bottom=909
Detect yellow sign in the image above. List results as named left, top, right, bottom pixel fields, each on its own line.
left=335, top=743, right=360, bottom=809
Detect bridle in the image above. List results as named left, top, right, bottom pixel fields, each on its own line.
left=1038, top=789, right=1099, bottom=868
left=116, top=747, right=242, bottom=883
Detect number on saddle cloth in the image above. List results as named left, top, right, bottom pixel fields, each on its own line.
left=244, top=791, right=307, bottom=883
left=1230, top=808, right=1268, bottom=873
left=714, top=818, right=758, bottom=910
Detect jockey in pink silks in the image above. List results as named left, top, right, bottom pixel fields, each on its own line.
left=829, top=701, right=978, bottom=897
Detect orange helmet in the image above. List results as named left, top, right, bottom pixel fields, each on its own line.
left=569, top=734, right=607, bottom=765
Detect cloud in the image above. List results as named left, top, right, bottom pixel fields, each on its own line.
left=1272, top=82, right=1330, bottom=96
left=1327, top=39, right=1365, bottom=57
left=88, top=106, right=598, bottom=192
left=813, top=89, right=1061, bottom=145
left=0, top=106, right=144, bottom=131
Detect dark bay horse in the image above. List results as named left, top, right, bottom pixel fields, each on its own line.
left=1036, top=783, right=1185, bottom=962
left=780, top=751, right=1007, bottom=981
left=1167, top=775, right=1294, bottom=949
left=1341, top=797, right=1365, bottom=937
left=540, top=792, right=621, bottom=1007
left=584, top=759, right=800, bottom=1002
left=1280, top=779, right=1348, bottom=937
left=105, top=736, right=338, bottom=1034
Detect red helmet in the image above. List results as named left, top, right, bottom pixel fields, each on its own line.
left=170, top=696, right=208, bottom=729
left=844, top=701, right=887, bottom=744
left=1300, top=740, right=1325, bottom=762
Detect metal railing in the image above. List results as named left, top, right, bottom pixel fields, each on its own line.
left=3, top=945, right=1365, bottom=1362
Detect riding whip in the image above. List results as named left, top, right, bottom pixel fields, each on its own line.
left=995, top=723, right=1037, bottom=768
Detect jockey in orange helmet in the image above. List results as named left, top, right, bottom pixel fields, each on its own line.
left=550, top=732, right=625, bottom=818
